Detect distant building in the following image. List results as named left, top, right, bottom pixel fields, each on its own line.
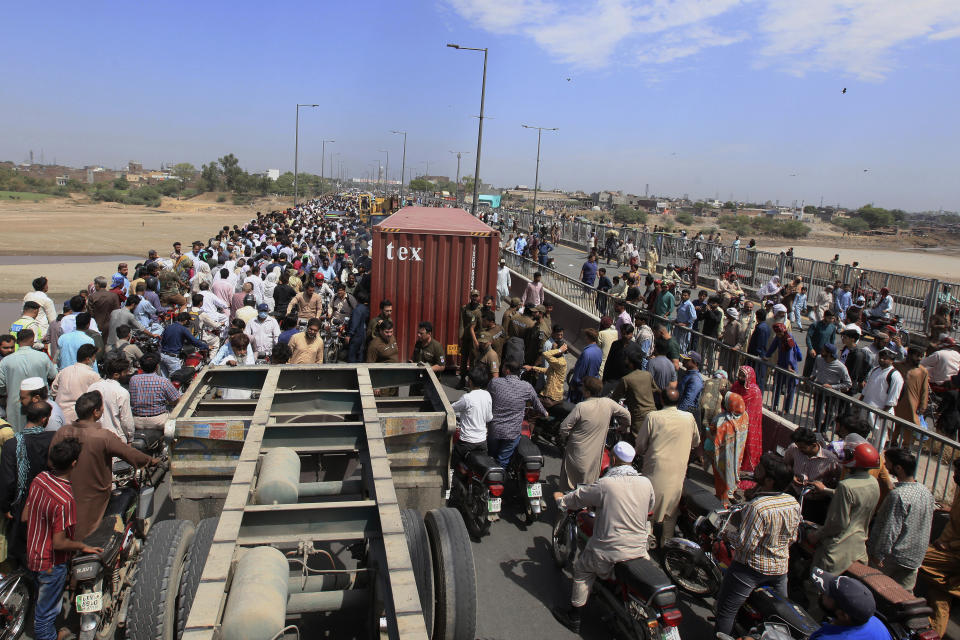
left=265, top=169, right=280, bottom=181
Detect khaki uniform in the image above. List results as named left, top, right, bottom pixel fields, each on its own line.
left=508, top=313, right=535, bottom=340
left=502, top=306, right=520, bottom=334
left=486, top=327, right=506, bottom=359
left=367, top=336, right=399, bottom=363
left=477, top=347, right=499, bottom=379
left=459, top=304, right=481, bottom=377
left=412, top=338, right=445, bottom=369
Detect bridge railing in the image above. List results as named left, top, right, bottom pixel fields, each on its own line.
left=502, top=211, right=954, bottom=340
left=502, top=246, right=960, bottom=502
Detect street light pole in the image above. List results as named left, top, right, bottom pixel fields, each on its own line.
left=330, top=152, right=341, bottom=193
left=447, top=43, right=488, bottom=217
left=320, top=139, right=335, bottom=196
left=378, top=150, right=389, bottom=197
left=521, top=124, right=558, bottom=218
left=294, top=103, right=318, bottom=207
left=449, top=150, right=471, bottom=208
left=390, top=130, right=407, bottom=205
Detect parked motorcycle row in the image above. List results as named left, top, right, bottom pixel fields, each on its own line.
left=0, top=430, right=170, bottom=640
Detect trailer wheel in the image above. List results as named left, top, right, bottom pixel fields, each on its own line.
left=424, top=508, right=477, bottom=640
left=127, top=519, right=195, bottom=640
left=175, top=517, right=218, bottom=640
left=400, top=509, right=434, bottom=636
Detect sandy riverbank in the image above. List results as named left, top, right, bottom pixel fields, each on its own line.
left=0, top=195, right=286, bottom=300
left=762, top=245, right=960, bottom=281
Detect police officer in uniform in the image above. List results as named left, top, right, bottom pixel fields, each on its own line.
left=367, top=319, right=399, bottom=396
left=481, top=309, right=505, bottom=359
left=508, top=303, right=537, bottom=340
left=366, top=299, right=394, bottom=342
left=477, top=332, right=499, bottom=379
left=502, top=297, right=522, bottom=334
left=411, top=320, right=445, bottom=395
left=458, top=290, right=482, bottom=388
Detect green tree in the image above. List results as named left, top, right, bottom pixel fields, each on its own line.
left=613, top=205, right=647, bottom=224
left=217, top=154, right=243, bottom=192
left=723, top=201, right=736, bottom=210
left=199, top=162, right=221, bottom=192
left=113, top=177, right=129, bottom=190
left=409, top=178, right=435, bottom=192
left=675, top=212, right=694, bottom=226
left=803, top=205, right=817, bottom=214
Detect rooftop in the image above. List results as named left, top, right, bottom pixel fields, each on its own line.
left=375, top=205, right=495, bottom=235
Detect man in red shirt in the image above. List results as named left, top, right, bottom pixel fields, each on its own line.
left=22, top=438, right=101, bottom=640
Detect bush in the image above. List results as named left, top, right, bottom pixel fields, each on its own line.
left=613, top=205, right=647, bottom=225
left=675, top=212, right=694, bottom=226
left=231, top=193, right=253, bottom=205
left=833, top=217, right=869, bottom=233
left=216, top=195, right=227, bottom=203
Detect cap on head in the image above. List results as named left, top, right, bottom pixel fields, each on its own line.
left=773, top=303, right=787, bottom=314
left=681, top=351, right=702, bottom=364
left=20, top=377, right=45, bottom=392
left=612, top=441, right=635, bottom=463
left=257, top=303, right=270, bottom=312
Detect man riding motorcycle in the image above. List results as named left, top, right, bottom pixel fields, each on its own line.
left=551, top=441, right=655, bottom=633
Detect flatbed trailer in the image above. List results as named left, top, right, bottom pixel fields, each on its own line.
left=169, top=364, right=475, bottom=640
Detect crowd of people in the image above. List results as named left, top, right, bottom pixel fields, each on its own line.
left=482, top=225, right=959, bottom=637
left=0, top=193, right=458, bottom=638
left=0, top=196, right=958, bottom=639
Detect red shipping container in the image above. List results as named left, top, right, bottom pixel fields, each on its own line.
left=370, top=206, right=500, bottom=365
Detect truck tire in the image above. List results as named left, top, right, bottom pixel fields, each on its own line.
left=424, top=508, right=476, bottom=640
left=127, top=519, right=196, bottom=640
left=175, top=517, right=219, bottom=640
left=400, top=509, right=434, bottom=636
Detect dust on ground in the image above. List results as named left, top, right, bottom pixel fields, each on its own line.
left=0, top=194, right=291, bottom=300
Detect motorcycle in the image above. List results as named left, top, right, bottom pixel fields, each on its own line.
left=322, top=316, right=346, bottom=363
left=448, top=427, right=506, bottom=538
left=0, top=570, right=33, bottom=640
left=506, top=421, right=545, bottom=525
left=169, top=344, right=207, bottom=390
left=69, top=436, right=167, bottom=640
left=791, top=490, right=939, bottom=640
left=552, top=506, right=684, bottom=640
left=866, top=314, right=909, bottom=347
left=527, top=403, right=573, bottom=452
left=661, top=485, right=817, bottom=638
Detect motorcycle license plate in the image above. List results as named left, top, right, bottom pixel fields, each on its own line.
left=76, top=591, right=103, bottom=613
left=487, top=498, right=502, bottom=513
left=527, top=483, right=542, bottom=498
left=661, top=627, right=680, bottom=640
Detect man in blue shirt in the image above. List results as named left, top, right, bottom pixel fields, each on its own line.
left=834, top=282, right=853, bottom=321
left=568, top=329, right=602, bottom=403
left=677, top=352, right=704, bottom=415
left=809, top=568, right=892, bottom=639
left=804, top=310, right=838, bottom=378
left=675, top=289, right=697, bottom=353
left=579, top=254, right=598, bottom=287
left=159, top=312, right=208, bottom=377
left=747, top=308, right=772, bottom=389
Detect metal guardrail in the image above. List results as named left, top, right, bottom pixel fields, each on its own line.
left=502, top=211, right=959, bottom=340
left=503, top=247, right=960, bottom=502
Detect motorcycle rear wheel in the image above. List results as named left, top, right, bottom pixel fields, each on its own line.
left=0, top=574, right=33, bottom=640
left=662, top=546, right=721, bottom=596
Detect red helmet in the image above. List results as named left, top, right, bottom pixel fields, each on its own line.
left=851, top=442, right=880, bottom=469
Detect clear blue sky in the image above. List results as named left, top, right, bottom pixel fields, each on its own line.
left=3, top=1, right=959, bottom=211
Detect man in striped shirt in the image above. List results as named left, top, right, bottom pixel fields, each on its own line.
left=714, top=452, right=801, bottom=636
left=22, top=437, right=102, bottom=640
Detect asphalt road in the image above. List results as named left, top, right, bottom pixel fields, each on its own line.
left=437, top=374, right=716, bottom=640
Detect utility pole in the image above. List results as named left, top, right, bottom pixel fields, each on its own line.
left=447, top=43, right=488, bottom=216
left=521, top=124, right=558, bottom=217
left=449, top=150, right=471, bottom=208
left=378, top=150, right=389, bottom=197
left=321, top=139, right=335, bottom=196
left=391, top=130, right=407, bottom=205
left=293, top=103, right=318, bottom=207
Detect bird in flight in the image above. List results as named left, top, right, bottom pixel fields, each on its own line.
left=789, top=173, right=798, bottom=177
left=566, top=78, right=571, bottom=82
left=842, top=88, right=847, bottom=94
left=863, top=169, right=869, bottom=172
